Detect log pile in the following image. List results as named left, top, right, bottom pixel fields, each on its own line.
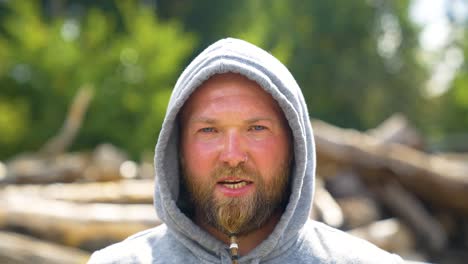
left=312, top=115, right=468, bottom=263
left=1, top=114, right=467, bottom=263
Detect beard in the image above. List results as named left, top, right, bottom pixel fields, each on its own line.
left=181, top=162, right=291, bottom=236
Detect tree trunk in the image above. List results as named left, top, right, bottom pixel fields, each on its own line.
left=0, top=231, right=90, bottom=264
left=2, top=179, right=153, bottom=204
left=0, top=193, right=160, bottom=251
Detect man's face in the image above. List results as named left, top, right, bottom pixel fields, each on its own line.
left=180, top=73, right=292, bottom=235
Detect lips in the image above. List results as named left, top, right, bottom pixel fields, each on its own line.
left=217, top=178, right=253, bottom=190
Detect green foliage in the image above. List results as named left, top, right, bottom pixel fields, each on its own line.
left=157, top=0, right=428, bottom=131
left=0, top=1, right=196, bottom=159
left=438, top=68, right=468, bottom=133
left=6, top=0, right=463, bottom=156
left=432, top=9, right=468, bottom=149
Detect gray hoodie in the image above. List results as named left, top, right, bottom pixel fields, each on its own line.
left=88, top=38, right=404, bottom=264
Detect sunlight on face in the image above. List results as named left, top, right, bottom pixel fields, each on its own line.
left=180, top=73, right=293, bottom=235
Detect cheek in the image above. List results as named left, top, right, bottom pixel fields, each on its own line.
left=182, top=139, right=220, bottom=179
left=247, top=136, right=290, bottom=175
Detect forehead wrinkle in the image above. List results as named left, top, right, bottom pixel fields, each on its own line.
left=246, top=117, right=274, bottom=124
left=189, top=116, right=274, bottom=125
left=189, top=117, right=217, bottom=124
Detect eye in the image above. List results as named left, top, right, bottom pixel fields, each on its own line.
left=249, top=125, right=267, bottom=131
left=199, top=127, right=216, bottom=133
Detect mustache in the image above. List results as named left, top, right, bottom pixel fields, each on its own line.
left=211, top=164, right=259, bottom=182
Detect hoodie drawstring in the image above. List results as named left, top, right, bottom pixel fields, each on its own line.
left=229, top=234, right=239, bottom=264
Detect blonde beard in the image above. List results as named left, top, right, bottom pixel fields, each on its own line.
left=182, top=163, right=290, bottom=236
left=215, top=190, right=271, bottom=235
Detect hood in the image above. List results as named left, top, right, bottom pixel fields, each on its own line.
left=153, top=38, right=316, bottom=262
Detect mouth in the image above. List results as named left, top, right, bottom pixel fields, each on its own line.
left=217, top=178, right=253, bottom=189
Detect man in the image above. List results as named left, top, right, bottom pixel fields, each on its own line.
left=89, top=38, right=403, bottom=263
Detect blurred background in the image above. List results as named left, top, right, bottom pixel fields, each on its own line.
left=0, top=0, right=467, bottom=263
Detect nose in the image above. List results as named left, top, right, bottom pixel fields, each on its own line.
left=219, top=130, right=247, bottom=167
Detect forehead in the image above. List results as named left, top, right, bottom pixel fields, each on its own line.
left=181, top=73, right=284, bottom=120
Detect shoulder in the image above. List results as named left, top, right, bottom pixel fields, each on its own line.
left=87, top=225, right=190, bottom=264
left=293, top=220, right=404, bottom=264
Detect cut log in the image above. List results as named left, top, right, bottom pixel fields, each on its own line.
left=376, top=181, right=447, bottom=252
left=324, top=170, right=370, bottom=198
left=1, top=153, right=90, bottom=184
left=1, top=179, right=154, bottom=204
left=367, top=113, right=424, bottom=149
left=0, top=161, right=6, bottom=181
left=82, top=144, right=129, bottom=182
left=0, top=231, right=90, bottom=264
left=348, top=218, right=415, bottom=255
left=0, top=193, right=161, bottom=251
left=1, top=144, right=130, bottom=185
left=337, top=196, right=380, bottom=229
left=320, top=169, right=381, bottom=229
left=312, top=178, right=344, bottom=228
left=435, top=152, right=468, bottom=163
left=313, top=119, right=468, bottom=215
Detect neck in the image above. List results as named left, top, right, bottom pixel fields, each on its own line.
left=194, top=209, right=282, bottom=256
